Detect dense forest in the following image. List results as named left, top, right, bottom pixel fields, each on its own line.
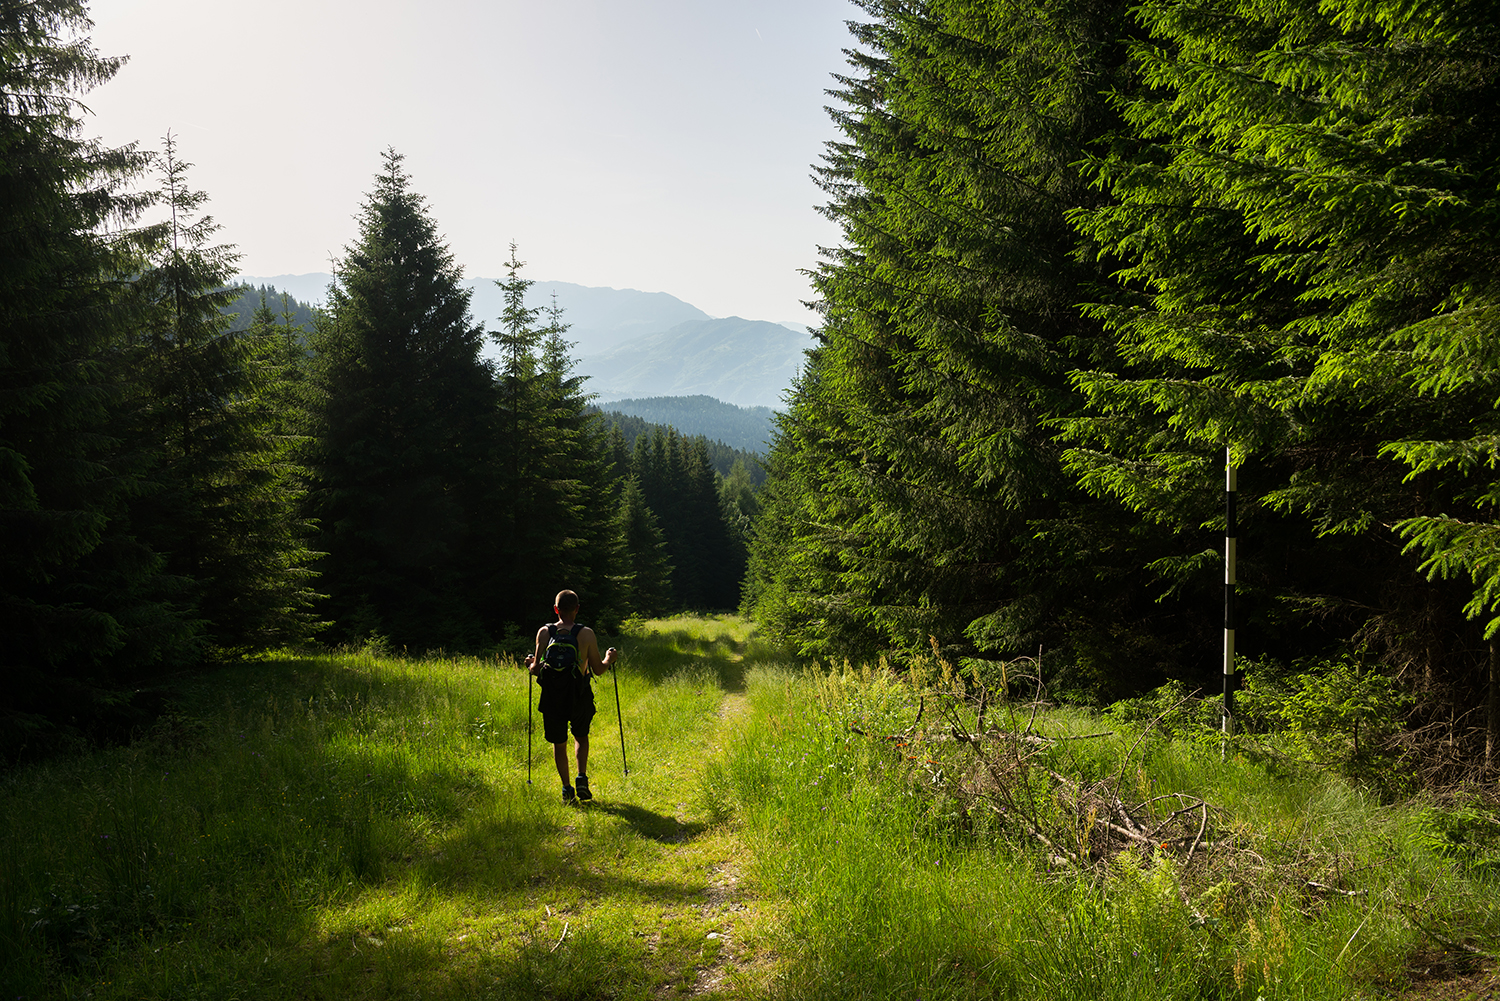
left=598, top=395, right=775, bottom=455
left=746, top=0, right=1500, bottom=771
left=224, top=285, right=318, bottom=334
left=7, top=0, right=1500, bottom=778
left=596, top=407, right=768, bottom=487
left=0, top=0, right=751, bottom=753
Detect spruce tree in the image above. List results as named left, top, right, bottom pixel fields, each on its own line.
left=617, top=475, right=673, bottom=617
left=1063, top=0, right=1500, bottom=726
left=536, top=289, right=628, bottom=629
left=749, top=0, right=1163, bottom=686
left=0, top=0, right=198, bottom=735
left=682, top=435, right=742, bottom=609
left=128, top=134, right=319, bottom=655
left=307, top=149, right=497, bottom=650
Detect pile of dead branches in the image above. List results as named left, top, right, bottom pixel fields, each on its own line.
left=844, top=660, right=1400, bottom=920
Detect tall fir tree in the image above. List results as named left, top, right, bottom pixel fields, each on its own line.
left=746, top=0, right=1179, bottom=692
left=616, top=475, right=673, bottom=617
left=1062, top=0, right=1500, bottom=745
left=488, top=246, right=572, bottom=630
left=128, top=134, right=319, bottom=656
left=536, top=289, right=628, bottom=629
left=307, top=149, right=497, bottom=650
left=0, top=0, right=197, bottom=740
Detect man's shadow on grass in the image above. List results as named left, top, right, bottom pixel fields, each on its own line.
left=588, top=800, right=707, bottom=844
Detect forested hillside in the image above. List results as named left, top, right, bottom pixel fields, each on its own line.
left=601, top=395, right=774, bottom=455
left=748, top=0, right=1500, bottom=770
left=224, top=285, right=318, bottom=333
left=0, top=6, right=751, bottom=753
left=597, top=408, right=767, bottom=488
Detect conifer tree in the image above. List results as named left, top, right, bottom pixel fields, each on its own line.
left=749, top=0, right=1167, bottom=686
left=604, top=423, right=631, bottom=487
left=307, top=149, right=496, bottom=650
left=536, top=290, right=628, bottom=628
left=682, top=435, right=742, bottom=609
left=617, top=475, right=673, bottom=617
left=129, top=134, right=319, bottom=655
left=720, top=457, right=760, bottom=544
left=1063, top=0, right=1500, bottom=725
left=0, top=0, right=197, bottom=733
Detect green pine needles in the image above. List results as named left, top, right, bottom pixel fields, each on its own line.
left=749, top=0, right=1500, bottom=762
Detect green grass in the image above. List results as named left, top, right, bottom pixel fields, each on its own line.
left=707, top=660, right=1500, bottom=1000
left=0, top=616, right=769, bottom=999
left=3, top=617, right=1497, bottom=999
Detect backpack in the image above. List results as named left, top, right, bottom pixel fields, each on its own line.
left=540, top=622, right=586, bottom=683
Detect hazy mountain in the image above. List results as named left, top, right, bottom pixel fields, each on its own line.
left=602, top=396, right=776, bottom=454
left=237, top=274, right=809, bottom=407
left=579, top=317, right=811, bottom=409
left=466, top=280, right=710, bottom=357
left=238, top=273, right=710, bottom=356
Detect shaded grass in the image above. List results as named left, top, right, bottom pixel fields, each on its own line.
left=0, top=618, right=761, bottom=999
left=6, top=617, right=1496, bottom=999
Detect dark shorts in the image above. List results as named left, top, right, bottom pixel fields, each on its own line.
left=542, top=703, right=595, bottom=745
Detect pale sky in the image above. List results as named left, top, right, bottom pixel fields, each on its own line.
left=81, top=0, right=861, bottom=324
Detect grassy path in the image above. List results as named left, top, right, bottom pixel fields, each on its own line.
left=1, top=615, right=784, bottom=1000
left=7, top=615, right=1498, bottom=999
left=463, top=660, right=774, bottom=999
left=301, top=614, right=783, bottom=999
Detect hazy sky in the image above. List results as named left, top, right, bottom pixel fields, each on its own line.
left=82, top=0, right=861, bottom=323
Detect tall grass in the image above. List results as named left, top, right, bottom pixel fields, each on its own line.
left=0, top=622, right=746, bottom=1000
left=4, top=619, right=1496, bottom=999
left=708, top=661, right=1500, bottom=1000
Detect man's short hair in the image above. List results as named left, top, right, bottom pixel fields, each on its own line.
left=555, top=590, right=580, bottom=614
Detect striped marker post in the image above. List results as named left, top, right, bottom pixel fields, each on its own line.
left=1223, top=449, right=1237, bottom=738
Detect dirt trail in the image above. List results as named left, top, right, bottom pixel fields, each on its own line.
left=515, top=654, right=773, bottom=999
left=679, top=692, right=758, bottom=998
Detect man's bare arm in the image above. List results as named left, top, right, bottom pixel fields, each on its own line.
left=524, top=626, right=548, bottom=675
left=580, top=627, right=617, bottom=675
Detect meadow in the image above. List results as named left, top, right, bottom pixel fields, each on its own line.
left=2, top=617, right=1496, bottom=999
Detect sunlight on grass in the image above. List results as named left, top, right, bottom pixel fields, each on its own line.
left=708, top=659, right=1500, bottom=1001
left=5, top=618, right=1497, bottom=999
left=0, top=618, right=766, bottom=999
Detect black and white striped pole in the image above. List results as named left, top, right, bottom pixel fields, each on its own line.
left=1223, top=448, right=1237, bottom=739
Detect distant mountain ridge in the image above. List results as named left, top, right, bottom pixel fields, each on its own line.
left=579, top=317, right=810, bottom=409
left=237, top=273, right=810, bottom=408
left=466, top=280, right=710, bottom=358
left=602, top=396, right=776, bottom=454
left=237, top=273, right=710, bottom=357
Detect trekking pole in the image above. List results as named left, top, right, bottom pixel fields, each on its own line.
left=527, top=660, right=534, bottom=786
left=611, top=650, right=629, bottom=775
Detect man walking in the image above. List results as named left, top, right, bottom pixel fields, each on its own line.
left=525, top=589, right=617, bottom=802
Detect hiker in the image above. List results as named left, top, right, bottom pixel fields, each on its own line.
left=525, top=589, right=616, bottom=802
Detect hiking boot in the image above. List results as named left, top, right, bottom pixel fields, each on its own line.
left=562, top=784, right=576, bottom=804
left=575, top=775, right=592, bottom=802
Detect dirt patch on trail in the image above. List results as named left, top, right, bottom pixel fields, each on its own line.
left=714, top=692, right=749, bottom=732
left=662, top=692, right=769, bottom=999
left=684, top=862, right=747, bottom=998
left=1391, top=950, right=1497, bottom=1000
